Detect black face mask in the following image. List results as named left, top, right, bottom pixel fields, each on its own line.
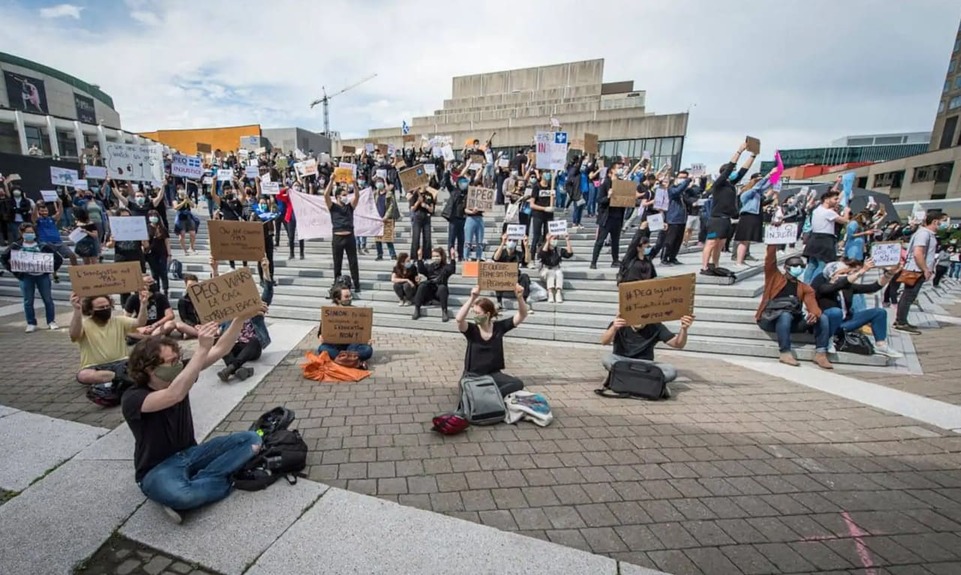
left=149, top=283, right=160, bottom=293
left=92, top=309, right=111, bottom=323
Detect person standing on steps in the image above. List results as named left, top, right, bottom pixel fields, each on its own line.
left=701, top=141, right=756, bottom=277
left=408, top=185, right=435, bottom=262
left=802, top=187, right=850, bottom=284
left=373, top=176, right=399, bottom=261
left=278, top=184, right=305, bottom=261
left=324, top=178, right=362, bottom=295
left=528, top=170, right=555, bottom=257
left=590, top=161, right=628, bottom=269
left=412, top=247, right=457, bottom=322
left=894, top=212, right=943, bottom=335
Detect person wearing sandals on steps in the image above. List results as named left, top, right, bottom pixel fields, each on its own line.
left=209, top=258, right=273, bottom=382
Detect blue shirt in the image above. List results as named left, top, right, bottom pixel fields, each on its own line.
left=738, top=175, right=773, bottom=215
left=36, top=216, right=61, bottom=244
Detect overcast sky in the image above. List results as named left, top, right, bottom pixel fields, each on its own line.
left=2, top=0, right=959, bottom=169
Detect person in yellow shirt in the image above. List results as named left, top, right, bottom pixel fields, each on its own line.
left=70, top=289, right=148, bottom=386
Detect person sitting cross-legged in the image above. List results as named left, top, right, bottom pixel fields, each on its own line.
left=317, top=284, right=373, bottom=368
left=600, top=314, right=693, bottom=397
left=71, top=290, right=147, bottom=386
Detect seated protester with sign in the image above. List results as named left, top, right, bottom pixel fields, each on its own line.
left=71, top=289, right=147, bottom=386
left=456, top=284, right=529, bottom=395
left=493, top=233, right=532, bottom=311
left=600, top=313, right=694, bottom=394
left=413, top=247, right=458, bottom=322
left=122, top=318, right=260, bottom=523
left=756, top=245, right=833, bottom=369
left=125, top=275, right=175, bottom=342
left=618, top=231, right=658, bottom=284
left=33, top=201, right=77, bottom=284
left=538, top=233, right=573, bottom=303
left=324, top=178, right=362, bottom=295
left=208, top=258, right=274, bottom=382
left=813, top=260, right=903, bottom=359
left=590, top=161, right=628, bottom=270
left=391, top=252, right=418, bottom=306
left=1, top=222, right=63, bottom=332
left=170, top=273, right=202, bottom=340
left=317, top=283, right=373, bottom=367
left=702, top=141, right=755, bottom=277
left=802, top=188, right=851, bottom=284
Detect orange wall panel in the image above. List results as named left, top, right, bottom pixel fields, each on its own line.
left=138, top=125, right=261, bottom=155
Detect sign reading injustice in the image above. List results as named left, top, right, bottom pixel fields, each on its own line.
left=188, top=268, right=262, bottom=324
left=69, top=262, right=143, bottom=297
left=320, top=306, right=373, bottom=344
left=764, top=223, right=798, bottom=245
left=11, top=251, right=54, bottom=274
left=478, top=262, right=518, bottom=292
left=618, top=273, right=695, bottom=326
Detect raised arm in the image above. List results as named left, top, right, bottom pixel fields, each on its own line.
left=456, top=285, right=480, bottom=332
left=68, top=293, right=85, bottom=341
left=140, top=323, right=218, bottom=413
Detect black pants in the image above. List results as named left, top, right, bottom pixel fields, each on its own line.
left=274, top=219, right=287, bottom=247
left=934, top=265, right=948, bottom=288
left=146, top=255, right=169, bottom=294
left=447, top=218, right=465, bottom=260
left=592, top=226, right=622, bottom=265
left=414, top=282, right=450, bottom=310
left=159, top=208, right=170, bottom=236
left=332, top=233, right=360, bottom=291
left=393, top=281, right=416, bottom=303
left=496, top=274, right=530, bottom=303
left=287, top=219, right=304, bottom=258
left=224, top=339, right=262, bottom=370
left=884, top=275, right=901, bottom=304
left=649, top=227, right=668, bottom=260
left=530, top=213, right=551, bottom=253
left=896, top=277, right=925, bottom=324
left=258, top=235, right=275, bottom=284
left=662, top=223, right=686, bottom=262
left=411, top=215, right=432, bottom=258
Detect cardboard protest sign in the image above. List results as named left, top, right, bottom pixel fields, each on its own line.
left=763, top=223, right=798, bottom=245
left=610, top=180, right=636, bottom=208
left=647, top=213, right=665, bottom=232
left=11, top=251, right=54, bottom=274
left=296, top=159, right=318, bottom=178
left=376, top=144, right=389, bottom=155
left=375, top=219, right=396, bottom=242
left=40, top=190, right=58, bottom=203
left=871, top=241, right=902, bottom=267
left=261, top=182, right=280, bottom=195
left=403, top=135, right=415, bottom=143
left=197, top=143, right=212, bottom=153
left=548, top=220, right=568, bottom=237
left=745, top=136, right=761, bottom=155
left=187, top=268, right=263, bottom=324
left=470, top=154, right=485, bottom=166
left=208, top=220, right=266, bottom=262
left=506, top=224, right=526, bottom=241
left=535, top=131, right=568, bottom=170
left=69, top=262, right=143, bottom=297
left=110, top=216, right=150, bottom=241
left=466, top=187, right=495, bottom=212
left=85, top=166, right=107, bottom=180
left=320, top=306, right=373, bottom=344
left=913, top=211, right=926, bottom=223
left=478, top=262, right=519, bottom=292
left=584, top=133, right=599, bottom=155
left=333, top=167, right=355, bottom=184
left=618, top=274, right=695, bottom=326
left=375, top=169, right=387, bottom=180
left=342, top=145, right=356, bottom=155
left=399, top=165, right=429, bottom=191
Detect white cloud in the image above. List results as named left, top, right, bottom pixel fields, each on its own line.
left=38, top=3, right=82, bottom=19
left=130, top=11, right=161, bottom=26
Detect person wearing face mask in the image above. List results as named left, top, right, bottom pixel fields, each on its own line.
left=373, top=177, right=399, bottom=261
left=169, top=273, right=201, bottom=340
left=391, top=252, right=418, bottom=306
left=70, top=290, right=147, bottom=386
left=617, top=232, right=658, bottom=284
left=538, top=233, right=573, bottom=303
left=72, top=206, right=101, bottom=265
left=277, top=184, right=305, bottom=260
left=802, top=188, right=851, bottom=284
left=756, top=247, right=832, bottom=369
left=173, top=189, right=198, bottom=255
left=209, top=259, right=273, bottom=382
left=590, top=161, right=628, bottom=270
left=933, top=241, right=951, bottom=288
left=701, top=141, right=756, bottom=277
left=106, top=207, right=146, bottom=305
left=6, top=186, right=34, bottom=243
left=528, top=170, right=555, bottom=260
left=316, top=285, right=374, bottom=366
left=463, top=172, right=489, bottom=262
left=354, top=176, right=371, bottom=255
left=456, top=284, right=528, bottom=396
left=1, top=222, right=63, bottom=332
left=114, top=183, right=164, bottom=226
left=122, top=317, right=259, bottom=523
left=412, top=247, right=458, bottom=321
left=144, top=210, right=171, bottom=295
left=251, top=196, right=278, bottom=285
left=125, top=275, right=175, bottom=342
left=894, top=212, right=944, bottom=335
left=493, top=233, right=532, bottom=311
left=442, top=175, right=468, bottom=262
left=217, top=184, right=251, bottom=271
left=408, top=185, right=435, bottom=262
left=324, top=178, right=363, bottom=295
left=32, top=200, right=77, bottom=283
left=600, top=314, right=695, bottom=395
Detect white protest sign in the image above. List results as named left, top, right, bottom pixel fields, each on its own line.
left=870, top=242, right=902, bottom=267
left=171, top=154, right=204, bottom=179
left=50, top=167, right=78, bottom=187
left=423, top=163, right=436, bottom=175
left=40, top=190, right=58, bottom=203
left=375, top=169, right=387, bottom=180
left=261, top=182, right=280, bottom=195
left=365, top=143, right=375, bottom=154
left=653, top=188, right=669, bottom=212
left=217, top=169, right=233, bottom=182
left=431, top=146, right=442, bottom=159
left=11, top=251, right=54, bottom=274
left=202, top=176, right=214, bottom=185
left=68, top=228, right=88, bottom=244
left=913, top=211, right=926, bottom=223
left=249, top=158, right=259, bottom=167
left=548, top=220, right=568, bottom=237
left=110, top=216, right=150, bottom=241
left=506, top=224, right=526, bottom=241
left=103, top=142, right=164, bottom=182
left=261, top=173, right=271, bottom=183
left=338, top=162, right=358, bottom=176
left=689, top=163, right=706, bottom=178
left=647, top=213, right=665, bottom=232
left=441, top=145, right=455, bottom=162
left=245, top=166, right=260, bottom=179
left=73, top=179, right=89, bottom=191
left=642, top=150, right=652, bottom=161
left=288, top=189, right=384, bottom=241
left=764, top=223, right=799, bottom=245
left=535, top=131, right=568, bottom=170
left=85, top=165, right=107, bottom=180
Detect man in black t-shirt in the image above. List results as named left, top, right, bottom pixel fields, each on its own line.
left=701, top=141, right=755, bottom=277
left=125, top=276, right=175, bottom=340
left=599, top=314, right=694, bottom=386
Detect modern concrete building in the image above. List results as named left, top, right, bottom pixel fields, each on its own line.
left=261, top=127, right=331, bottom=155
left=930, top=20, right=961, bottom=151
left=339, top=59, right=688, bottom=168
left=759, top=132, right=931, bottom=173
left=831, top=132, right=931, bottom=147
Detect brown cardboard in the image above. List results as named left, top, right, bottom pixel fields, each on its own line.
left=398, top=165, right=429, bottom=191
left=197, top=143, right=212, bottom=153
left=466, top=186, right=495, bottom=212
left=584, top=133, right=599, bottom=155
left=618, top=274, right=695, bottom=326
left=610, top=179, right=637, bottom=208
left=333, top=167, right=355, bottom=184
left=470, top=154, right=485, bottom=165
left=208, top=220, right=266, bottom=262
left=478, top=262, right=518, bottom=292
left=342, top=145, right=356, bottom=155
left=745, top=136, right=761, bottom=155
left=321, top=306, right=373, bottom=344
left=69, top=261, right=143, bottom=298
left=375, top=219, right=396, bottom=242
left=403, top=134, right=415, bottom=143
left=569, top=139, right=585, bottom=151
left=187, top=268, right=263, bottom=324
left=376, top=144, right=389, bottom=155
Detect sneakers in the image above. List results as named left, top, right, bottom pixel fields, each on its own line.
left=555, top=290, right=564, bottom=304
left=779, top=352, right=799, bottom=367
left=547, top=292, right=556, bottom=304
left=813, top=352, right=834, bottom=370
left=25, top=324, right=37, bottom=333
left=827, top=341, right=837, bottom=354
left=700, top=267, right=719, bottom=277
left=161, top=505, right=183, bottom=525
left=893, top=322, right=921, bottom=335
left=234, top=366, right=254, bottom=380
left=874, top=343, right=904, bottom=359
left=49, top=322, right=60, bottom=331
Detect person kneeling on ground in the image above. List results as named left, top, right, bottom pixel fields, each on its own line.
left=71, top=290, right=148, bottom=385
left=122, top=319, right=260, bottom=524
left=600, top=314, right=694, bottom=396
left=813, top=259, right=904, bottom=359
left=756, top=244, right=832, bottom=369
left=457, top=284, right=529, bottom=395
left=317, top=284, right=373, bottom=367
left=211, top=259, right=273, bottom=382
left=538, top=233, right=573, bottom=303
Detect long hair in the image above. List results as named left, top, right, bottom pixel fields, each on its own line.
left=618, top=229, right=655, bottom=284
left=432, top=247, right=447, bottom=267
left=474, top=297, right=499, bottom=319
left=128, top=337, right=182, bottom=386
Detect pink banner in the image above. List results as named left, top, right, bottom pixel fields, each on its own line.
left=770, top=151, right=785, bottom=186
left=289, top=188, right=385, bottom=241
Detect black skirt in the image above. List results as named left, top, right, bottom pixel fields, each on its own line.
left=734, top=213, right=763, bottom=243
left=803, top=232, right=838, bottom=262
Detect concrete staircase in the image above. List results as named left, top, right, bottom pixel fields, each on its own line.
left=0, top=200, right=891, bottom=367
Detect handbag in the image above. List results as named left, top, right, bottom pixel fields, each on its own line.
left=760, top=295, right=801, bottom=323
left=594, top=360, right=667, bottom=400
left=333, top=351, right=361, bottom=369
left=896, top=270, right=922, bottom=287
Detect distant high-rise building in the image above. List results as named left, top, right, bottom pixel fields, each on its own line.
left=930, top=20, right=961, bottom=150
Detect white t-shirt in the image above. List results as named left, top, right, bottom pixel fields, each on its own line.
left=810, top=206, right=839, bottom=235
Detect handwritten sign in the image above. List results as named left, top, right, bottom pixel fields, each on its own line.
left=171, top=154, right=204, bottom=179
left=548, top=220, right=568, bottom=237
left=478, top=262, right=518, bottom=292
left=110, top=216, right=150, bottom=241
left=470, top=154, right=485, bottom=166
left=912, top=211, right=926, bottom=223
left=40, top=190, right=59, bottom=203
left=689, top=163, right=706, bottom=178
left=647, top=213, right=665, bottom=232
left=399, top=165, right=429, bottom=191
left=466, top=187, right=495, bottom=212
left=584, top=133, right=599, bottom=155
left=321, top=306, right=373, bottom=344
left=245, top=166, right=260, bottom=179
left=50, top=167, right=78, bottom=187
left=188, top=268, right=262, bottom=324
left=85, top=166, right=107, bottom=180
left=11, top=251, right=54, bottom=274
left=69, top=262, right=143, bottom=297
left=197, top=143, right=212, bottom=153
left=375, top=219, right=395, bottom=242
left=535, top=131, right=568, bottom=170
left=764, top=223, right=799, bottom=245
left=618, top=274, right=695, bottom=326
left=103, top=142, right=163, bottom=182
left=610, top=180, right=636, bottom=208
left=217, top=169, right=233, bottom=182
left=202, top=176, right=214, bottom=185
left=424, top=163, right=436, bottom=175
left=73, top=179, right=89, bottom=191
left=497, top=158, right=509, bottom=168
left=871, top=241, right=902, bottom=267
left=441, top=145, right=455, bottom=162
left=506, top=224, right=526, bottom=241
left=261, top=182, right=280, bottom=195
left=342, top=145, right=356, bottom=155
left=208, top=220, right=266, bottom=262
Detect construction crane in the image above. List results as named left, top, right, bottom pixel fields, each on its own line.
left=310, top=73, right=378, bottom=137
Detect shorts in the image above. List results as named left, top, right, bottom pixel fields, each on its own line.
left=77, top=359, right=128, bottom=382
left=705, top=216, right=733, bottom=240
left=685, top=215, right=700, bottom=232
left=49, top=243, right=76, bottom=262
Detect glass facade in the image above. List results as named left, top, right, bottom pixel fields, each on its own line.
left=759, top=143, right=929, bottom=172
left=489, top=135, right=684, bottom=171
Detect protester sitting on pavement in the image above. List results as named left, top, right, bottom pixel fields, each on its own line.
left=1, top=222, right=63, bottom=332
left=71, top=289, right=148, bottom=385
left=317, top=284, right=373, bottom=366
left=600, top=314, right=695, bottom=394
left=812, top=260, right=903, bottom=359
left=33, top=201, right=77, bottom=283
left=391, top=252, right=418, bottom=306
left=755, top=244, right=833, bottom=369
left=538, top=233, right=573, bottom=303
left=701, top=141, right=756, bottom=277
left=210, top=259, right=273, bottom=382
left=125, top=275, right=175, bottom=342
left=457, top=283, right=529, bottom=396
left=493, top=233, right=532, bottom=311
left=122, top=317, right=259, bottom=523
left=412, top=247, right=457, bottom=322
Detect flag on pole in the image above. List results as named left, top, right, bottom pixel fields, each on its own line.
left=401, top=121, right=410, bottom=135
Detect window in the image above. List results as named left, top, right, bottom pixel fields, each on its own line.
left=942, top=100, right=948, bottom=114
left=946, top=80, right=951, bottom=93
left=955, top=76, right=961, bottom=90
left=941, top=116, right=958, bottom=149
left=951, top=59, right=958, bottom=73
left=955, top=38, right=960, bottom=53
left=0, top=121, right=19, bottom=155
left=950, top=96, right=961, bottom=110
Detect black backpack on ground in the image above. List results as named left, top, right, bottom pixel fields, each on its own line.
left=233, top=408, right=308, bottom=491
left=594, top=361, right=669, bottom=401
left=835, top=331, right=874, bottom=356
left=86, top=363, right=135, bottom=408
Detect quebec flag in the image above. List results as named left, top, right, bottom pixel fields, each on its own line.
left=402, top=121, right=410, bottom=135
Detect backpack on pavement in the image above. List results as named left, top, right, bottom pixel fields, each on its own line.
left=595, top=360, right=668, bottom=401
left=233, top=408, right=308, bottom=491
left=459, top=374, right=507, bottom=425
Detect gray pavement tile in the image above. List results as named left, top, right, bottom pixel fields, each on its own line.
left=245, top=487, right=622, bottom=575
left=0, top=405, right=19, bottom=419
left=121, top=479, right=327, bottom=575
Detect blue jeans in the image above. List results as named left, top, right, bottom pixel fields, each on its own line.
left=318, top=343, right=373, bottom=361
left=139, top=431, right=261, bottom=512
left=757, top=311, right=830, bottom=353
left=572, top=200, right=585, bottom=225
left=464, top=215, right=485, bottom=260
left=20, top=274, right=56, bottom=326
left=823, top=307, right=888, bottom=343
left=555, top=190, right=567, bottom=211
left=586, top=185, right=598, bottom=216
left=375, top=241, right=396, bottom=259
left=803, top=259, right=826, bottom=284
left=950, top=262, right=961, bottom=279
left=447, top=218, right=465, bottom=259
